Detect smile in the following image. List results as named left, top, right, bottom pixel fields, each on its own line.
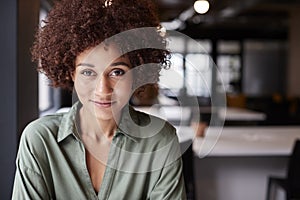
left=91, top=100, right=117, bottom=108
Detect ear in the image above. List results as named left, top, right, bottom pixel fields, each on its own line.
left=70, top=71, right=75, bottom=81
left=136, top=86, right=145, bottom=97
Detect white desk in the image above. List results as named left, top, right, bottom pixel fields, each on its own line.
left=134, top=106, right=192, bottom=125
left=192, top=126, right=300, bottom=157
left=175, top=126, right=195, bottom=143
left=219, top=107, right=266, bottom=121
left=136, top=106, right=267, bottom=125
left=176, top=126, right=300, bottom=200
left=175, top=126, right=300, bottom=157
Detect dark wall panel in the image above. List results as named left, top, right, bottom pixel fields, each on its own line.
left=0, top=0, right=39, bottom=199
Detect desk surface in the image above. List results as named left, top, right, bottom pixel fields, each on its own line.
left=135, top=106, right=266, bottom=123
left=176, top=126, right=300, bottom=157
left=135, top=106, right=191, bottom=121
left=219, top=107, right=266, bottom=121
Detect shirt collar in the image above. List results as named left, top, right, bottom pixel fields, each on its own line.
left=57, top=101, right=81, bottom=143
left=57, top=102, right=141, bottom=143
left=116, top=105, right=141, bottom=143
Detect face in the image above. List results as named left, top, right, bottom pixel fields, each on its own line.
left=73, top=43, right=133, bottom=122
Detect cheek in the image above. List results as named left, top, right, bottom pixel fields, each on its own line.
left=113, top=79, right=133, bottom=100
left=74, top=77, right=96, bottom=99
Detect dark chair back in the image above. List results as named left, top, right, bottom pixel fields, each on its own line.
left=287, top=139, right=300, bottom=199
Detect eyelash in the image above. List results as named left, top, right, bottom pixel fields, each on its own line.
left=109, top=68, right=126, bottom=77
left=81, top=70, right=96, bottom=76
left=80, top=68, right=126, bottom=78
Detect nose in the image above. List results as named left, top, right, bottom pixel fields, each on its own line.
left=95, top=74, right=113, bottom=95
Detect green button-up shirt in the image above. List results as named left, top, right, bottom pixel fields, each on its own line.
left=12, top=102, right=186, bottom=200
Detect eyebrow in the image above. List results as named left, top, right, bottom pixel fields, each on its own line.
left=76, top=63, right=95, bottom=68
left=110, top=61, right=131, bottom=68
left=77, top=61, right=131, bottom=68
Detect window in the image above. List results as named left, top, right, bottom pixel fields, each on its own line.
left=38, top=9, right=61, bottom=116
left=186, top=53, right=211, bottom=97
left=159, top=36, right=212, bottom=97
left=216, top=40, right=242, bottom=94
left=160, top=53, right=184, bottom=94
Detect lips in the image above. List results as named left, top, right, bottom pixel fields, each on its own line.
left=91, top=100, right=116, bottom=108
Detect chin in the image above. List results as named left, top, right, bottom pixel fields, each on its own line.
left=93, top=107, right=120, bottom=121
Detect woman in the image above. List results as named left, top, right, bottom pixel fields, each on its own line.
left=12, top=0, right=186, bottom=199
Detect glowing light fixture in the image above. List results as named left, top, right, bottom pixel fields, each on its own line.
left=194, top=0, right=210, bottom=14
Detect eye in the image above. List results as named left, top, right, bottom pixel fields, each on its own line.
left=109, top=68, right=125, bottom=77
left=81, top=70, right=96, bottom=77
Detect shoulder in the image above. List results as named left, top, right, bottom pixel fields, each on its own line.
left=21, top=113, right=64, bottom=142
left=133, top=107, right=176, bottom=132
left=131, top=107, right=178, bottom=146
left=17, top=113, right=67, bottom=170
left=18, top=113, right=67, bottom=157
left=19, top=102, right=80, bottom=153
left=118, top=107, right=182, bottom=172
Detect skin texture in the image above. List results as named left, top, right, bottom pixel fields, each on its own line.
left=73, top=43, right=132, bottom=128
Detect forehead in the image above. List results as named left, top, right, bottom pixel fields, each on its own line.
left=76, top=43, right=127, bottom=66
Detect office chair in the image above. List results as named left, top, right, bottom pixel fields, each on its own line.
left=180, top=140, right=196, bottom=200
left=266, top=139, right=300, bottom=200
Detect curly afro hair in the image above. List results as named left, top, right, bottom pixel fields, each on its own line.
left=32, top=0, right=170, bottom=91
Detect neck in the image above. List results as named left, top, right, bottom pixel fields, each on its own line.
left=78, top=107, right=120, bottom=141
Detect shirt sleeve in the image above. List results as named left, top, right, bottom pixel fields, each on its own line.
left=11, top=122, right=51, bottom=200
left=12, top=164, right=50, bottom=200
left=149, top=158, right=187, bottom=200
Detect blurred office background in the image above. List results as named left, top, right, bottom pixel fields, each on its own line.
left=1, top=0, right=300, bottom=199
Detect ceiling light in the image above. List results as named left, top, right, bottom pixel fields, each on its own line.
left=194, top=0, right=210, bottom=14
